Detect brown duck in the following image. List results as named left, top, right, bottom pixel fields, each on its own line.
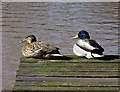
left=20, top=35, right=62, bottom=58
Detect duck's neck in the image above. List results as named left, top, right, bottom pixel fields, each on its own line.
left=80, top=39, right=89, bottom=41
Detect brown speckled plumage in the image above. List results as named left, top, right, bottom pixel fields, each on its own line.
left=21, top=35, right=61, bottom=58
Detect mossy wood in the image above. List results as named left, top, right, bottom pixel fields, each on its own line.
left=13, top=55, right=119, bottom=91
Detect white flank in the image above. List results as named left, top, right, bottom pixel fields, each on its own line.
left=51, top=54, right=63, bottom=56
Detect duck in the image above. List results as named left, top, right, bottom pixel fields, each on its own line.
left=19, top=35, right=63, bottom=58
left=72, top=30, right=104, bottom=59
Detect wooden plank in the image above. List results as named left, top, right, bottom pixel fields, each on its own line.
left=16, top=76, right=119, bottom=82
left=17, top=61, right=118, bottom=77
left=13, top=55, right=120, bottom=91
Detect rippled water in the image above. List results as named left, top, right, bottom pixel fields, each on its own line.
left=2, top=2, right=118, bottom=90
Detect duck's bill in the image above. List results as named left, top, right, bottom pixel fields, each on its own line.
left=72, top=35, right=78, bottom=39
left=19, top=39, right=26, bottom=43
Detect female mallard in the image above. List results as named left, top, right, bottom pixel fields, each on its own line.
left=20, top=35, right=62, bottom=58
left=72, top=30, right=104, bottom=59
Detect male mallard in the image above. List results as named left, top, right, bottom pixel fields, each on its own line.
left=20, top=35, right=62, bottom=58
left=72, top=30, right=104, bottom=59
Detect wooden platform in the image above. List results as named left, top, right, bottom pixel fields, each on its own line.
left=13, top=55, right=119, bottom=91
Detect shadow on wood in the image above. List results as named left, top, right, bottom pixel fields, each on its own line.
left=97, top=55, right=119, bottom=60
left=23, top=55, right=119, bottom=61
left=29, top=55, right=73, bottom=60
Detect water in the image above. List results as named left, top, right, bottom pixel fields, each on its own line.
left=2, top=2, right=118, bottom=90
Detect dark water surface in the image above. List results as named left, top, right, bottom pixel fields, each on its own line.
left=2, top=2, right=118, bottom=90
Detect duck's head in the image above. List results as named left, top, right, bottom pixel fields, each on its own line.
left=20, top=35, right=37, bottom=44
left=73, top=30, right=90, bottom=39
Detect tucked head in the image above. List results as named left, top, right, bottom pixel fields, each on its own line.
left=73, top=30, right=90, bottom=39
left=20, top=35, right=37, bottom=44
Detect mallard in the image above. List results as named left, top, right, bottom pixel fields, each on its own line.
left=20, top=35, right=62, bottom=58
left=72, top=30, right=104, bottom=59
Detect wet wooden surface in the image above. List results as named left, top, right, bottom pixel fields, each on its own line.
left=13, top=55, right=119, bottom=91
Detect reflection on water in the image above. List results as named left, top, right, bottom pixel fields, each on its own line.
left=2, top=2, right=118, bottom=90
